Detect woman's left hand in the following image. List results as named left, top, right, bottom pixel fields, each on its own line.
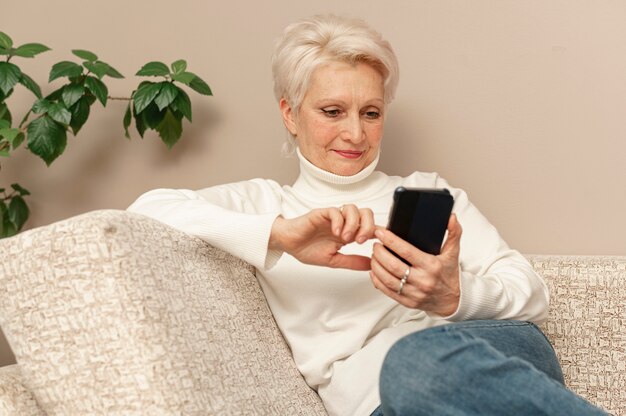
left=369, top=214, right=463, bottom=317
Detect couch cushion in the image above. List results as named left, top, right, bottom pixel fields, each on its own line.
left=0, top=210, right=327, bottom=415
left=529, top=255, right=626, bottom=416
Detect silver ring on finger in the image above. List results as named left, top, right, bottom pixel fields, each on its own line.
left=397, top=268, right=410, bottom=295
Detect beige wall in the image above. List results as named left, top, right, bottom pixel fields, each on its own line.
left=2, top=1, right=625, bottom=366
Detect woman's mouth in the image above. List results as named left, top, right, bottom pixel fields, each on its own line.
left=334, top=150, right=364, bottom=159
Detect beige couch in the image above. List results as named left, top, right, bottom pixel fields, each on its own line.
left=0, top=210, right=624, bottom=415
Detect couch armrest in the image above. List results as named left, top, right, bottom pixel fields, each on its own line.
left=0, top=365, right=44, bottom=415
left=0, top=209, right=326, bottom=415
left=528, top=255, right=626, bottom=416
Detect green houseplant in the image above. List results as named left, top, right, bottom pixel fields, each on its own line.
left=0, top=31, right=212, bottom=238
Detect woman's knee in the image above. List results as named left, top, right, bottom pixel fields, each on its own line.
left=379, top=328, right=475, bottom=413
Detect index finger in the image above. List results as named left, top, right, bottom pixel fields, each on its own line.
left=374, top=227, right=428, bottom=266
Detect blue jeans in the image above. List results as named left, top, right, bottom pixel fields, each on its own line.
left=371, top=320, right=608, bottom=416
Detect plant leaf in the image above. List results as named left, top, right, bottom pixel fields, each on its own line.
left=123, top=101, right=132, bottom=139
left=171, top=71, right=195, bottom=85
left=11, top=132, right=24, bottom=150
left=188, top=73, right=212, bottom=96
left=26, top=115, right=67, bottom=165
left=0, top=62, right=22, bottom=95
left=84, top=76, right=108, bottom=106
left=45, top=86, right=64, bottom=101
left=49, top=61, right=83, bottom=82
left=72, top=49, right=98, bottom=62
left=84, top=61, right=109, bottom=79
left=0, top=127, right=20, bottom=142
left=133, top=82, right=163, bottom=114
left=171, top=59, right=187, bottom=74
left=69, top=96, right=92, bottom=135
left=32, top=99, right=53, bottom=116
left=154, top=82, right=179, bottom=111
left=18, top=72, right=43, bottom=98
left=11, top=183, right=31, bottom=196
left=48, top=102, right=72, bottom=125
left=13, top=43, right=51, bottom=58
left=84, top=94, right=97, bottom=105
left=8, top=195, right=29, bottom=231
left=0, top=32, right=12, bottom=50
left=140, top=102, right=165, bottom=130
left=62, top=83, right=85, bottom=108
left=105, top=64, right=124, bottom=79
left=170, top=86, right=192, bottom=121
left=136, top=61, right=170, bottom=77
left=32, top=98, right=52, bottom=114
left=0, top=202, right=18, bottom=238
left=133, top=103, right=146, bottom=138
left=0, top=102, right=12, bottom=124
left=156, top=108, right=182, bottom=149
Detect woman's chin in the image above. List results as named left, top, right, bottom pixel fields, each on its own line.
left=328, top=163, right=366, bottom=177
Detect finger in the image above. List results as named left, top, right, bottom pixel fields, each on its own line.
left=369, top=266, right=400, bottom=295
left=372, top=244, right=417, bottom=297
left=340, top=204, right=360, bottom=241
left=355, top=208, right=376, bottom=243
left=374, top=227, right=427, bottom=267
left=370, top=255, right=398, bottom=289
left=370, top=270, right=415, bottom=308
left=329, top=253, right=372, bottom=271
left=371, top=242, right=411, bottom=281
left=325, top=207, right=345, bottom=237
left=369, top=269, right=399, bottom=296
left=440, top=214, right=462, bottom=257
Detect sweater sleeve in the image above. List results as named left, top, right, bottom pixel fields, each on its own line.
left=126, top=179, right=283, bottom=271
left=428, top=177, right=549, bottom=324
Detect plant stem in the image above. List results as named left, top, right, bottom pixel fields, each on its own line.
left=1, top=190, right=17, bottom=201
left=108, top=96, right=131, bottom=101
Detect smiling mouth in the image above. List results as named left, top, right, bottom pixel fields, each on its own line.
left=333, top=150, right=364, bottom=159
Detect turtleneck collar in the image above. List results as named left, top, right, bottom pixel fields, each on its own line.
left=291, top=147, right=387, bottom=201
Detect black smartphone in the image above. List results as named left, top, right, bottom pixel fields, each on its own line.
left=386, top=187, right=455, bottom=263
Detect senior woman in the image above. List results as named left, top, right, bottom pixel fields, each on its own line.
left=128, top=14, right=607, bottom=416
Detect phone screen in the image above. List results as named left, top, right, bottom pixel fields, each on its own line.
left=386, top=187, right=454, bottom=262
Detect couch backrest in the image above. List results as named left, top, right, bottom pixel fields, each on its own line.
left=528, top=255, right=626, bottom=416
left=1, top=210, right=623, bottom=415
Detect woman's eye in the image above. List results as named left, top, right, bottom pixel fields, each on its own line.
left=364, top=111, right=380, bottom=119
left=321, top=108, right=341, bottom=117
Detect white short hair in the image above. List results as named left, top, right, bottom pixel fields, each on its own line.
left=271, top=14, right=400, bottom=154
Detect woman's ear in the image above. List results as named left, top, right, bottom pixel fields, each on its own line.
left=279, top=98, right=297, bottom=136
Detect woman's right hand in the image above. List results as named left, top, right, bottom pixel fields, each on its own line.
left=269, top=204, right=376, bottom=271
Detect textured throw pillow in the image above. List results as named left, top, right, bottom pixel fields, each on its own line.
left=0, top=210, right=327, bottom=415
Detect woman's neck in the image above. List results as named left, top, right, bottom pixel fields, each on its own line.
left=291, top=148, right=385, bottom=200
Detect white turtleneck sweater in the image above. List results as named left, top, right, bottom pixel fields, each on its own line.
left=127, top=150, right=549, bottom=416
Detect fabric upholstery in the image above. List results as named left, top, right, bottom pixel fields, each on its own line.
left=530, top=255, right=626, bottom=415
left=0, top=210, right=327, bottom=415
left=0, top=364, right=44, bottom=415
left=0, top=209, right=623, bottom=415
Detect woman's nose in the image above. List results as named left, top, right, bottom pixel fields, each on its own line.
left=340, top=113, right=364, bottom=142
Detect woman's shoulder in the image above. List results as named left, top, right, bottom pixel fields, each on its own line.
left=195, top=177, right=285, bottom=199
left=397, top=170, right=445, bottom=188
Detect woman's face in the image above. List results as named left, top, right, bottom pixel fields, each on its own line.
left=280, top=61, right=385, bottom=176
